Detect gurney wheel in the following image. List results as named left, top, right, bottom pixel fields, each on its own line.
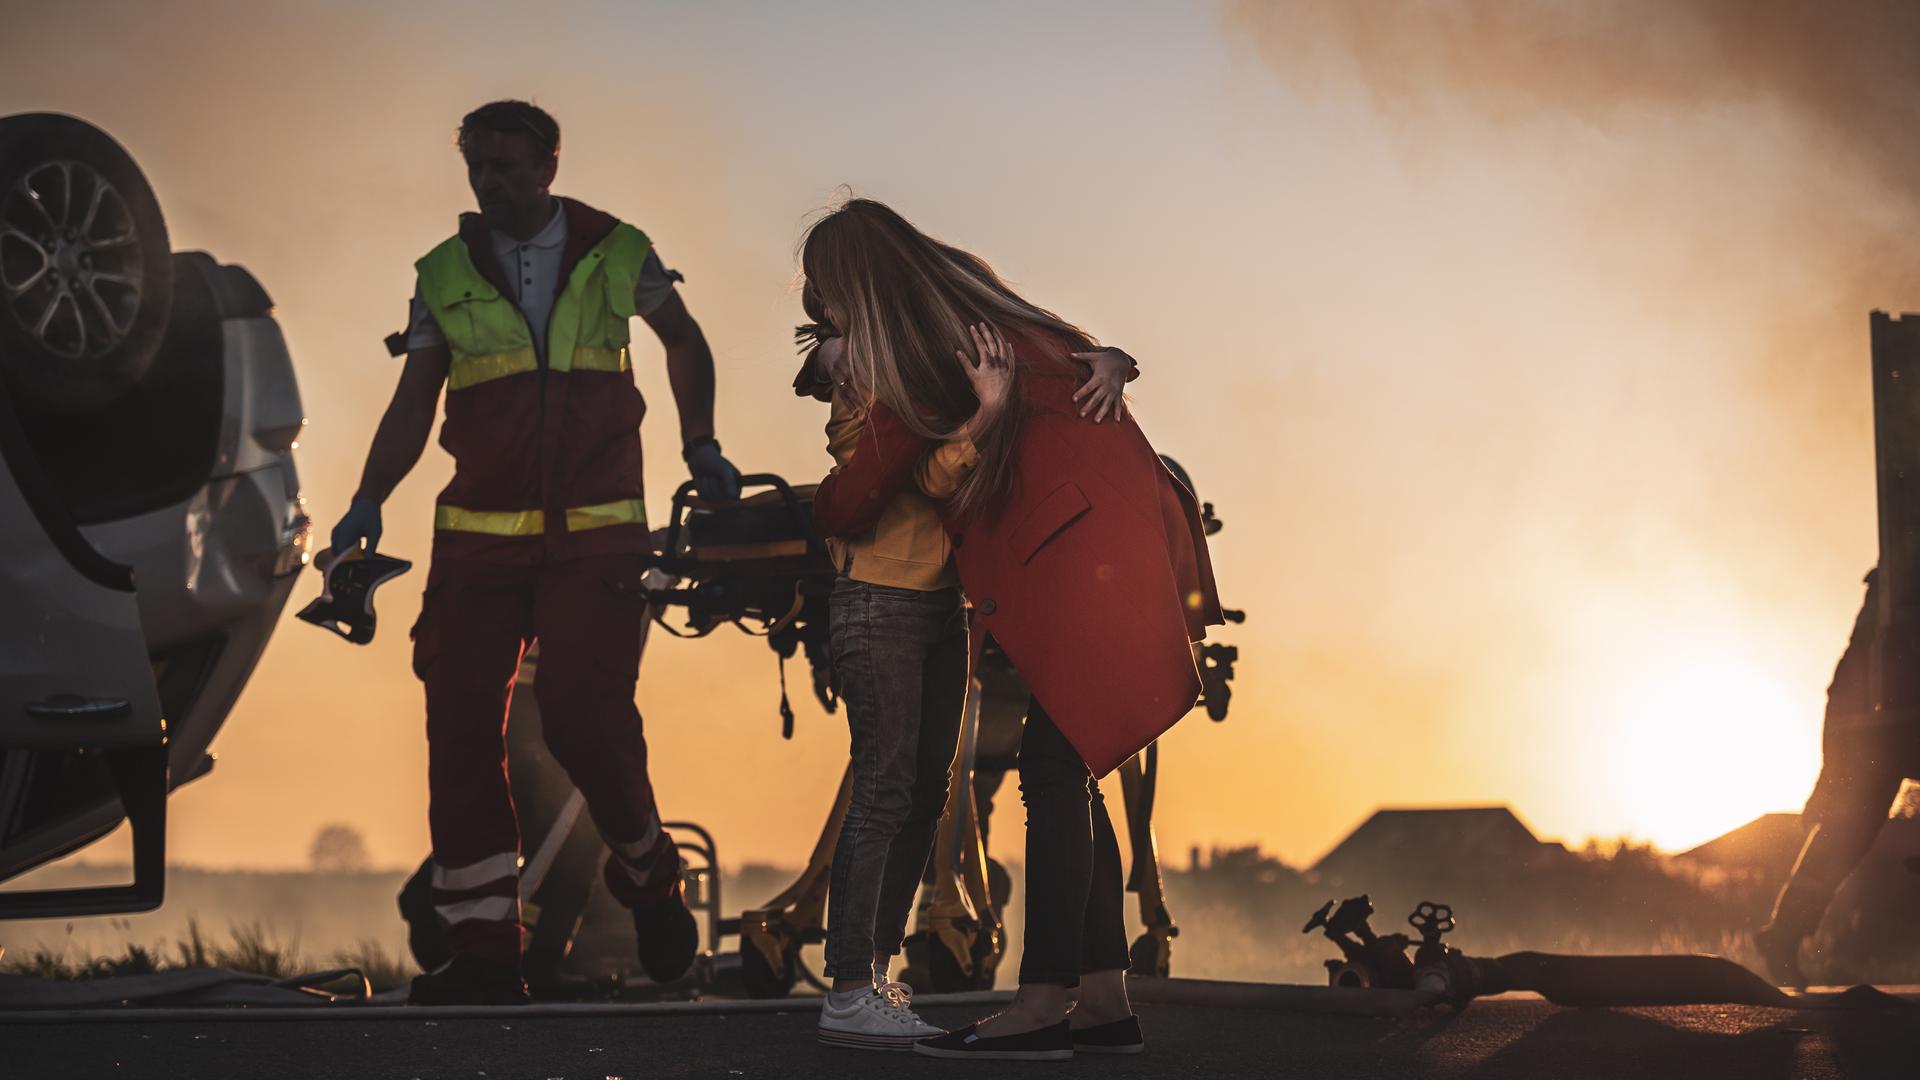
left=926, top=928, right=998, bottom=992
left=1129, top=932, right=1171, bottom=979
left=398, top=859, right=451, bottom=973
left=987, top=857, right=1012, bottom=913
left=927, top=935, right=970, bottom=993
left=740, top=938, right=798, bottom=1000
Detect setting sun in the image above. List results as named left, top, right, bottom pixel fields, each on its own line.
left=1594, top=651, right=1820, bottom=852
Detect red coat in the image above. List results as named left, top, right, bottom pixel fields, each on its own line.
left=812, top=336, right=1222, bottom=776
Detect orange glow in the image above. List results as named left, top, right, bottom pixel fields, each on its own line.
left=1, top=2, right=1889, bottom=877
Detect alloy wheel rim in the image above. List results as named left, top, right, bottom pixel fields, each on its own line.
left=0, top=159, right=145, bottom=361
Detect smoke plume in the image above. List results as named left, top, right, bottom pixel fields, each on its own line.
left=1223, top=0, right=1920, bottom=281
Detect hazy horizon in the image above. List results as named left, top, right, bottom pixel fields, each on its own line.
left=5, top=0, right=1912, bottom=876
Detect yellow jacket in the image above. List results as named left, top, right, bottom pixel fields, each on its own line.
left=823, top=392, right=976, bottom=591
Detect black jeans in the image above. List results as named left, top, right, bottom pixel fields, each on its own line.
left=822, top=578, right=969, bottom=979
left=1017, top=697, right=1130, bottom=987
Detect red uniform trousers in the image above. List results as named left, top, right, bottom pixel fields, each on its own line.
left=411, top=552, right=681, bottom=970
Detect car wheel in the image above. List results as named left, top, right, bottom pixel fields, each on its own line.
left=1129, top=931, right=1172, bottom=979
left=986, top=855, right=1012, bottom=913
left=739, top=936, right=798, bottom=999
left=926, top=932, right=979, bottom=993
left=0, top=114, right=172, bottom=412
left=398, top=859, right=453, bottom=973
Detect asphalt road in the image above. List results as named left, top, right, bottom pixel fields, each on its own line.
left=7, top=997, right=1919, bottom=1080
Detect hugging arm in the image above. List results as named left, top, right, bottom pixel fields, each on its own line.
left=913, top=338, right=1143, bottom=499
left=916, top=440, right=981, bottom=500
left=812, top=400, right=938, bottom=537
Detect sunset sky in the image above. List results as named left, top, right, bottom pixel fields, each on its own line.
left=5, top=0, right=1912, bottom=877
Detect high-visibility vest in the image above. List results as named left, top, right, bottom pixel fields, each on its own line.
left=414, top=219, right=651, bottom=541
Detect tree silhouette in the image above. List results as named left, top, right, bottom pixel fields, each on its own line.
left=308, top=823, right=372, bottom=873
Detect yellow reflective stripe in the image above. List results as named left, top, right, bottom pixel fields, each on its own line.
left=436, top=499, right=645, bottom=536
left=572, top=345, right=629, bottom=374
left=447, top=347, right=538, bottom=391
left=435, top=505, right=545, bottom=536
left=446, top=346, right=625, bottom=390
left=564, top=498, right=646, bottom=532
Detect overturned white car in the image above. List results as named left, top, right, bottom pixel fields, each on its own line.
left=0, top=114, right=308, bottom=916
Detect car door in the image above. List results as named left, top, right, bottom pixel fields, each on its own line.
left=0, top=374, right=169, bottom=915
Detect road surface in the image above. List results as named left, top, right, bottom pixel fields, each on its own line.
left=7, top=994, right=1917, bottom=1079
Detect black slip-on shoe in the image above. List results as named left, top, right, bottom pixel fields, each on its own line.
left=1072, top=1015, right=1145, bottom=1055
left=632, top=880, right=700, bottom=984
left=913, top=1020, right=1073, bottom=1061
left=408, top=955, right=531, bottom=1006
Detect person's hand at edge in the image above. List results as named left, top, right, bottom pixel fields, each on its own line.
left=1070, top=346, right=1135, bottom=423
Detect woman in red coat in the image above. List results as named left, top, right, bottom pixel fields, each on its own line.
left=804, top=199, right=1222, bottom=1061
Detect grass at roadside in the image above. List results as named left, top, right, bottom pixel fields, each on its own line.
left=0, top=918, right=415, bottom=992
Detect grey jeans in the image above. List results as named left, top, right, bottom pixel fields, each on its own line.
left=822, top=577, right=968, bottom=979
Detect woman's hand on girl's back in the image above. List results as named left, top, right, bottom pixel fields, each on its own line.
left=957, top=322, right=1015, bottom=438
left=1069, top=346, right=1136, bottom=423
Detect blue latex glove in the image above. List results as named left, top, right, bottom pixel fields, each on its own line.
left=685, top=441, right=742, bottom=501
left=330, top=498, right=383, bottom=556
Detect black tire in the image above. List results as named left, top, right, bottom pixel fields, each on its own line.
left=927, top=931, right=998, bottom=993
left=17, top=250, right=224, bottom=524
left=968, top=928, right=1001, bottom=990
left=0, top=113, right=171, bottom=411
left=1129, top=932, right=1171, bottom=979
left=986, top=857, right=1012, bottom=914
left=398, top=858, right=452, bottom=974
left=739, top=939, right=797, bottom=1000
left=897, top=935, right=931, bottom=994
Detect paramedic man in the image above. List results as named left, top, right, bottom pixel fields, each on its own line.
left=330, top=100, right=741, bottom=1004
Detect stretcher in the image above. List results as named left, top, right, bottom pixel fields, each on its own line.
left=644, top=474, right=837, bottom=740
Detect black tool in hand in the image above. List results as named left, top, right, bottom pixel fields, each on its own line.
left=296, top=545, right=413, bottom=644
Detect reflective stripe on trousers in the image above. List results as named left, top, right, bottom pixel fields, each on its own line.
left=434, top=498, right=646, bottom=537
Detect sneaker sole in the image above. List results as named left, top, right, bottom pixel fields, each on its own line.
left=816, top=1027, right=921, bottom=1051
left=1074, top=1043, right=1145, bottom=1055
left=911, top=1044, right=1074, bottom=1061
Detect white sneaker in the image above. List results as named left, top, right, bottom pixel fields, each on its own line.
left=817, top=981, right=944, bottom=1051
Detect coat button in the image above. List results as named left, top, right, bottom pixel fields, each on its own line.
left=977, top=598, right=997, bottom=615
left=952, top=532, right=965, bottom=548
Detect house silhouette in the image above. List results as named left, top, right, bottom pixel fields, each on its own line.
left=1676, top=811, right=1920, bottom=886
left=1673, top=812, right=1806, bottom=885
left=1310, top=806, right=1570, bottom=888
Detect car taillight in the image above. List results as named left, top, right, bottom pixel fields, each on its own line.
left=276, top=500, right=313, bottom=577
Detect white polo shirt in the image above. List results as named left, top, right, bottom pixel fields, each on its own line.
left=406, top=199, right=681, bottom=361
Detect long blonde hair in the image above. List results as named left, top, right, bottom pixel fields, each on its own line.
left=800, top=198, right=1093, bottom=518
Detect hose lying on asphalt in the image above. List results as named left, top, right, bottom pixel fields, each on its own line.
left=0, top=966, right=372, bottom=1010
